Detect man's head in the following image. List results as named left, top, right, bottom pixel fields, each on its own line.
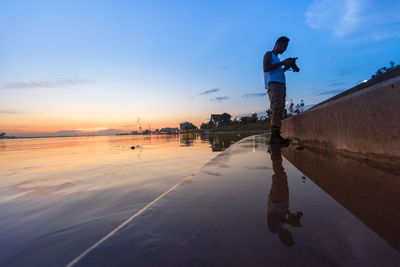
left=273, top=36, right=289, bottom=54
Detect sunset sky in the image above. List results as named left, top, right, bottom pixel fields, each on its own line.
left=1, top=0, right=399, bottom=136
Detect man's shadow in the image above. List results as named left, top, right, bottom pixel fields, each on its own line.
left=267, top=143, right=303, bottom=247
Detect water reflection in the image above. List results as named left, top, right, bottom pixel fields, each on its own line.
left=179, top=133, right=259, bottom=151
left=267, top=144, right=303, bottom=247
left=282, top=144, right=400, bottom=252
left=0, top=134, right=226, bottom=266
left=61, top=134, right=400, bottom=266
left=179, top=134, right=197, bottom=147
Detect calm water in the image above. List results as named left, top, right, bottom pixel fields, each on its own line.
left=0, top=133, right=248, bottom=266
left=1, top=133, right=400, bottom=266
left=76, top=135, right=400, bottom=267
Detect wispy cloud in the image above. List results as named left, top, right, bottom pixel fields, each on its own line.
left=74, top=127, right=108, bottom=131
left=242, top=92, right=267, bottom=98
left=55, top=128, right=122, bottom=136
left=327, top=81, right=346, bottom=87
left=317, top=89, right=344, bottom=95
left=0, top=78, right=93, bottom=90
left=0, top=109, right=22, bottom=114
left=336, top=67, right=360, bottom=76
left=200, top=88, right=220, bottom=95
left=305, top=0, right=400, bottom=40
left=210, top=96, right=229, bottom=102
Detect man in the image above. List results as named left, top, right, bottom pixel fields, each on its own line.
left=263, top=36, right=296, bottom=144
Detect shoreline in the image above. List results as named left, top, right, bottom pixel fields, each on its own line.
left=0, top=130, right=270, bottom=140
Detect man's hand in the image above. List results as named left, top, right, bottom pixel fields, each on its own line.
left=282, top=58, right=294, bottom=68
left=282, top=59, right=292, bottom=71
left=282, top=58, right=296, bottom=71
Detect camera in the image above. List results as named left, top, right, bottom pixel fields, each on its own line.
left=286, top=57, right=300, bottom=72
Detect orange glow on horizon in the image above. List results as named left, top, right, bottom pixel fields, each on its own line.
left=1, top=113, right=209, bottom=136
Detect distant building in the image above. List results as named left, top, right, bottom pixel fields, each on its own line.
left=160, top=127, right=179, bottom=134
left=180, top=122, right=196, bottom=130
left=209, top=114, right=223, bottom=126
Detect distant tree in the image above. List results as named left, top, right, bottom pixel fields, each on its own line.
left=221, top=113, right=232, bottom=124
left=201, top=121, right=214, bottom=129
left=288, top=99, right=294, bottom=116
left=182, top=122, right=197, bottom=130
left=294, top=104, right=301, bottom=114
left=266, top=109, right=272, bottom=122
left=372, top=61, right=399, bottom=79
left=249, top=113, right=258, bottom=123
left=0, top=132, right=5, bottom=137
left=283, top=108, right=289, bottom=119
left=240, top=116, right=250, bottom=124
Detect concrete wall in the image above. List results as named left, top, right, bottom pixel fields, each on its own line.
left=281, top=70, right=400, bottom=166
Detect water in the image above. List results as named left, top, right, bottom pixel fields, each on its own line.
left=76, top=135, right=400, bottom=267
left=1, top=133, right=400, bottom=266
left=0, top=133, right=248, bottom=266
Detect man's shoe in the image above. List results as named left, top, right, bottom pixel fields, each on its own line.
left=269, top=131, right=290, bottom=145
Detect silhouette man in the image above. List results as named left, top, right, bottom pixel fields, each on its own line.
left=267, top=144, right=303, bottom=247
left=263, top=36, right=297, bottom=144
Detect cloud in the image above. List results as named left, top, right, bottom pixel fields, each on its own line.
left=0, top=78, right=93, bottom=90
left=0, top=109, right=22, bottom=114
left=218, top=66, right=229, bottom=71
left=317, top=89, right=344, bottom=95
left=74, top=127, right=108, bottom=132
left=200, top=88, right=220, bottom=95
left=210, top=96, right=229, bottom=102
left=55, top=130, right=79, bottom=136
left=95, top=129, right=122, bottom=136
left=336, top=67, right=359, bottom=76
left=242, top=92, right=267, bottom=98
left=54, top=128, right=122, bottom=136
left=327, top=81, right=346, bottom=87
left=305, top=0, right=400, bottom=40
left=211, top=66, right=229, bottom=71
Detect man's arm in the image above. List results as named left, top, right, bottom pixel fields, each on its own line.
left=264, top=52, right=282, bottom=72
left=263, top=52, right=290, bottom=72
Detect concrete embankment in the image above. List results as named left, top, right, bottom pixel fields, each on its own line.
left=281, top=68, right=400, bottom=166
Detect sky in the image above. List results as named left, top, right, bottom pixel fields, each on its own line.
left=1, top=0, right=399, bottom=136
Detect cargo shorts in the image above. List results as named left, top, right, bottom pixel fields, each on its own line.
left=267, top=82, right=286, bottom=132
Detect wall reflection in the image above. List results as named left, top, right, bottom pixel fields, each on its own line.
left=282, top=145, right=400, bottom=252
left=267, top=144, right=303, bottom=247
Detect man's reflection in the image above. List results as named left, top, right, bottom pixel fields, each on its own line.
left=267, top=144, right=303, bottom=247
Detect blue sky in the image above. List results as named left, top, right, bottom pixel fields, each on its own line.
left=1, top=0, right=399, bottom=135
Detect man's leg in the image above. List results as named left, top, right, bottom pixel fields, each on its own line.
left=267, top=83, right=288, bottom=144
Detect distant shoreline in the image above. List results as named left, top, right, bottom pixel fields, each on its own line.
left=0, top=130, right=270, bottom=140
